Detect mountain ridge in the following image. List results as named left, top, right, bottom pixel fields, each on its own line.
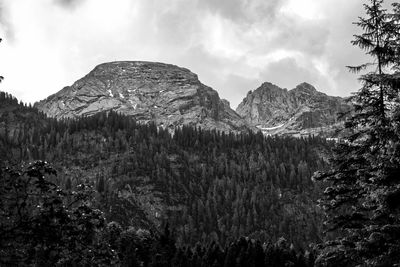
left=236, top=81, right=351, bottom=136
left=34, top=61, right=350, bottom=136
left=35, top=61, right=252, bottom=133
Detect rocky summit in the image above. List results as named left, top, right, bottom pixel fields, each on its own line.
left=35, top=61, right=250, bottom=133
left=236, top=82, right=351, bottom=137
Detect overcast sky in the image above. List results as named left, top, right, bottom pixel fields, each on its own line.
left=0, top=0, right=395, bottom=108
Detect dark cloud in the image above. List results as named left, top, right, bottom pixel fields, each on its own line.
left=198, top=0, right=247, bottom=21
left=54, top=0, right=85, bottom=9
left=197, top=0, right=285, bottom=23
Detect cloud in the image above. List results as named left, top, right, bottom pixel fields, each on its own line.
left=0, top=0, right=389, bottom=108
left=260, top=58, right=319, bottom=89
left=219, top=74, right=261, bottom=108
left=0, top=1, right=13, bottom=41
left=54, top=0, right=85, bottom=9
left=198, top=0, right=285, bottom=23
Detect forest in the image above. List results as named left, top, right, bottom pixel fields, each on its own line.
left=0, top=91, right=327, bottom=259
left=0, top=93, right=330, bottom=240
left=1, top=0, right=400, bottom=266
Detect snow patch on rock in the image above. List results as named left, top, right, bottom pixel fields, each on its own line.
left=257, top=124, right=285, bottom=131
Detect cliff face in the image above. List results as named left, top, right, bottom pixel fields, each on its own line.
left=35, top=61, right=250, bottom=133
left=236, top=82, right=351, bottom=136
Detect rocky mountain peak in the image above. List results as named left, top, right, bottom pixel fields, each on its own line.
left=259, top=81, right=284, bottom=90
left=256, top=82, right=288, bottom=95
left=241, top=82, right=289, bottom=108
left=35, top=61, right=251, bottom=133
left=236, top=82, right=351, bottom=136
left=292, top=82, right=317, bottom=94
left=89, top=61, right=199, bottom=87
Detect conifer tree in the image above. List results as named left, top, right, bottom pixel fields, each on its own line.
left=314, top=0, right=400, bottom=265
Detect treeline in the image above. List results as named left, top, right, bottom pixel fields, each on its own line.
left=0, top=92, right=330, bottom=249
left=106, top=225, right=317, bottom=267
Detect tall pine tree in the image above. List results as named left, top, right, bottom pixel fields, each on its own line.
left=314, top=0, right=400, bottom=266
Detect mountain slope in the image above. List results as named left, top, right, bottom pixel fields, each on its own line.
left=0, top=92, right=50, bottom=160
left=35, top=61, right=250, bottom=133
left=0, top=101, right=329, bottom=248
left=236, top=82, right=351, bottom=136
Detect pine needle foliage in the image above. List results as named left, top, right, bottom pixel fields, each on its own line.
left=315, top=1, right=400, bottom=266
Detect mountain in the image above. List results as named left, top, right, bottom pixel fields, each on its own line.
left=35, top=61, right=250, bottom=133
left=236, top=82, right=351, bottom=137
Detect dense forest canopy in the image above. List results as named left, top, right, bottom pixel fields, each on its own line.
left=0, top=91, right=327, bottom=265
left=0, top=90, right=330, bottom=247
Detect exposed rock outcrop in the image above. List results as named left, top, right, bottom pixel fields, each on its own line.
left=236, top=82, right=351, bottom=136
left=35, top=61, right=251, bottom=133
